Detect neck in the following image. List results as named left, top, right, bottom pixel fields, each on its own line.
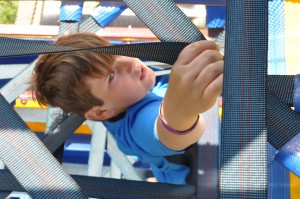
left=107, top=111, right=126, bottom=122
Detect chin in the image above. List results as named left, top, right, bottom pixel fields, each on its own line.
left=136, top=92, right=149, bottom=104
left=149, top=76, right=156, bottom=88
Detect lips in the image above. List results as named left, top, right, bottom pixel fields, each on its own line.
left=140, top=66, right=146, bottom=80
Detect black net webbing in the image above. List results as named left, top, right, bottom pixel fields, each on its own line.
left=0, top=93, right=87, bottom=199
left=123, top=0, right=206, bottom=43
left=1, top=0, right=300, bottom=198
left=220, top=0, right=268, bottom=197
left=0, top=170, right=196, bottom=199
left=268, top=75, right=294, bottom=106
left=0, top=36, right=188, bottom=65
left=0, top=192, right=11, bottom=199
left=267, top=92, right=300, bottom=150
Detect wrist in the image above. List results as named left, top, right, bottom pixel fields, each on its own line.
left=159, top=102, right=199, bottom=135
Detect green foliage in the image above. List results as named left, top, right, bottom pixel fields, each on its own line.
left=0, top=1, right=19, bottom=24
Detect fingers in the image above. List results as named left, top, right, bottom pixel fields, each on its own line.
left=203, top=73, right=223, bottom=100
left=174, top=40, right=220, bottom=66
left=188, top=49, right=224, bottom=75
left=169, top=40, right=224, bottom=114
left=194, top=59, right=224, bottom=92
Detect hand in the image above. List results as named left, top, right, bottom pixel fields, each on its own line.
left=162, top=40, right=224, bottom=130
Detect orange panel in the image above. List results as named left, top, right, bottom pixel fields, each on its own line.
left=26, top=122, right=92, bottom=135
left=290, top=172, right=300, bottom=199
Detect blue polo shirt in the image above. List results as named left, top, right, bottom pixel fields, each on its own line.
left=103, top=75, right=190, bottom=184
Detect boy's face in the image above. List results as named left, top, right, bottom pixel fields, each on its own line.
left=87, top=56, right=156, bottom=119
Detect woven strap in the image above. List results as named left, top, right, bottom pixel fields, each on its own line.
left=269, top=89, right=300, bottom=178
left=275, top=75, right=300, bottom=177
left=0, top=37, right=189, bottom=65
left=0, top=93, right=87, bottom=199
left=268, top=75, right=294, bottom=106
left=91, top=4, right=127, bottom=27
left=123, top=0, right=205, bottom=42
left=60, top=1, right=83, bottom=22
left=275, top=132, right=300, bottom=177
left=0, top=192, right=10, bottom=199
left=0, top=170, right=196, bottom=199
left=1, top=1, right=300, bottom=197
left=293, top=74, right=300, bottom=113
left=220, top=0, right=268, bottom=198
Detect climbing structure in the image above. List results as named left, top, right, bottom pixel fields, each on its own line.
left=0, top=0, right=299, bottom=198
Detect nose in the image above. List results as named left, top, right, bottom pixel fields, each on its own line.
left=126, top=63, right=133, bottom=74
left=117, top=57, right=133, bottom=74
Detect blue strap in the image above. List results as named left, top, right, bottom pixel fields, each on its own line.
left=275, top=132, right=300, bottom=177
left=268, top=144, right=290, bottom=199
left=206, top=6, right=225, bottom=28
left=60, top=1, right=83, bottom=22
left=91, top=5, right=127, bottom=27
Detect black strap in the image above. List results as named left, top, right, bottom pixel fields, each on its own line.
left=41, top=113, right=85, bottom=153
left=220, top=0, right=268, bottom=197
left=0, top=170, right=196, bottom=199
left=267, top=91, right=300, bottom=149
left=0, top=192, right=11, bottom=199
left=0, top=36, right=188, bottom=65
left=268, top=75, right=294, bottom=106
left=1, top=1, right=299, bottom=197
left=123, top=0, right=205, bottom=42
left=0, top=93, right=87, bottom=199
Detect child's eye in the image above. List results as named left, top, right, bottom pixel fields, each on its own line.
left=108, top=72, right=114, bottom=82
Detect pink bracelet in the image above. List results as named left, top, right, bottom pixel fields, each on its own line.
left=159, top=103, right=200, bottom=135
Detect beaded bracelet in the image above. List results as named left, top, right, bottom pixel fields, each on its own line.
left=159, top=103, right=200, bottom=135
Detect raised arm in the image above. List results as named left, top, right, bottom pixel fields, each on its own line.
left=157, top=41, right=224, bottom=151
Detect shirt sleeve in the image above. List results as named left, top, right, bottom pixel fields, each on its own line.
left=130, top=99, right=184, bottom=157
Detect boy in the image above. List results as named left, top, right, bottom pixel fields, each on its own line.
left=31, top=32, right=223, bottom=185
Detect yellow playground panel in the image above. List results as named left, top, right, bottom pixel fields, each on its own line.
left=14, top=91, right=92, bottom=135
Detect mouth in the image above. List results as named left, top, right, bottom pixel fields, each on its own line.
left=140, top=66, right=146, bottom=80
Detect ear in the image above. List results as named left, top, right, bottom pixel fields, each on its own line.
left=84, top=106, right=115, bottom=121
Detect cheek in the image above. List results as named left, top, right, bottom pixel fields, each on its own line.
left=115, top=76, right=152, bottom=106
left=117, top=82, right=140, bottom=97
left=122, top=85, right=147, bottom=104
left=147, top=69, right=156, bottom=87
left=118, top=91, right=142, bottom=107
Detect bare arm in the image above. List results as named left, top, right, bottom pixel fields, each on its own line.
left=157, top=41, right=224, bottom=151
